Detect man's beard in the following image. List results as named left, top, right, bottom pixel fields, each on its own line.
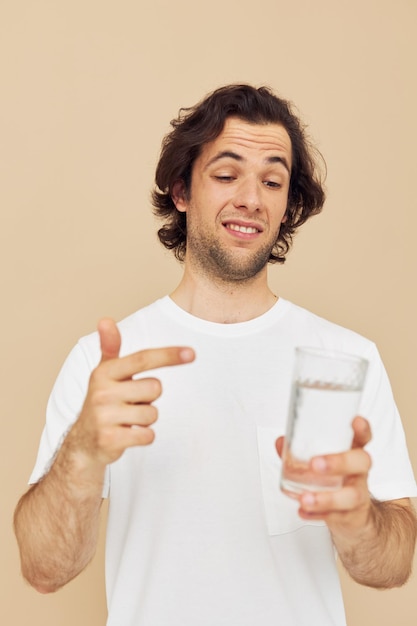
left=186, top=226, right=278, bottom=283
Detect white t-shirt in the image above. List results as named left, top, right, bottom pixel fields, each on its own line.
left=30, top=297, right=417, bottom=626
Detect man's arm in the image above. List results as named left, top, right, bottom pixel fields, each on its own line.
left=14, top=443, right=105, bottom=593
left=331, top=496, right=416, bottom=588
left=14, top=319, right=195, bottom=593
left=276, top=417, right=417, bottom=589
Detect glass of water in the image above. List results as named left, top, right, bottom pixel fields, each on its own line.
left=280, top=347, right=369, bottom=497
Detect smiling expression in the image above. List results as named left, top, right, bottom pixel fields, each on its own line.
left=172, top=117, right=292, bottom=283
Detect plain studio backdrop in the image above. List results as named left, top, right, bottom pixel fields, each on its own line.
left=1, top=1, right=416, bottom=625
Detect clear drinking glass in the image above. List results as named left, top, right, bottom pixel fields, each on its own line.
left=280, top=347, right=369, bottom=497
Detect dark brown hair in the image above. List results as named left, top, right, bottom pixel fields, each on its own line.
left=152, top=84, right=326, bottom=263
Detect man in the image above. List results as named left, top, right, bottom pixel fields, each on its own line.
left=14, top=84, right=417, bottom=626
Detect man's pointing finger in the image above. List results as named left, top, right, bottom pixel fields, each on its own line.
left=103, top=345, right=195, bottom=381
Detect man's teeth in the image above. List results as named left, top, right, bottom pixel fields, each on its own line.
left=228, top=224, right=258, bottom=233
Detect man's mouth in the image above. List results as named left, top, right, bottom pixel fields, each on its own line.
left=224, top=222, right=262, bottom=234
left=228, top=224, right=259, bottom=234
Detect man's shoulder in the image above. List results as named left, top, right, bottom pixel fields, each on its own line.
left=118, top=296, right=167, bottom=330
left=281, top=298, right=376, bottom=356
left=77, top=297, right=169, bottom=358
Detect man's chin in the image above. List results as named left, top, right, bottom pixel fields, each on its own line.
left=210, top=255, right=270, bottom=283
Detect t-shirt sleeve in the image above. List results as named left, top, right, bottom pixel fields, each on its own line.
left=360, top=343, right=417, bottom=501
left=28, top=337, right=111, bottom=497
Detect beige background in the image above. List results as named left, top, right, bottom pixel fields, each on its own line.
left=1, top=1, right=416, bottom=624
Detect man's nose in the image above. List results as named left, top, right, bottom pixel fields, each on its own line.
left=233, top=177, right=262, bottom=212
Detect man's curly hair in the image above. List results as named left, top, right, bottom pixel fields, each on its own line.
left=152, top=84, right=325, bottom=264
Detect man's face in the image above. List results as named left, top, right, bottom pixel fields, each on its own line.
left=173, top=117, right=292, bottom=283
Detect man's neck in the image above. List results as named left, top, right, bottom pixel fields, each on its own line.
left=170, top=269, right=278, bottom=324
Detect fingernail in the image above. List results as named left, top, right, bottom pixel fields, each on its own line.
left=302, top=493, right=316, bottom=506
left=312, top=457, right=327, bottom=472
left=180, top=348, right=195, bottom=362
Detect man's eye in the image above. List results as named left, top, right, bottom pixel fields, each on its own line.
left=264, top=180, right=281, bottom=188
left=215, top=176, right=234, bottom=182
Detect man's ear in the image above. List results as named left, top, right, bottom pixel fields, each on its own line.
left=171, top=180, right=188, bottom=213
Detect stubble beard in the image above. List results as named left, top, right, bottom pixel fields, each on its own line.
left=186, top=226, right=279, bottom=284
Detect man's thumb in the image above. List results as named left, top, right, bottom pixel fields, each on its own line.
left=98, top=318, right=121, bottom=361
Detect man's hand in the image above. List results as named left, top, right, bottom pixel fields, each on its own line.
left=68, top=318, right=195, bottom=467
left=276, top=417, right=417, bottom=588
left=14, top=318, right=195, bottom=593
left=276, top=416, right=373, bottom=532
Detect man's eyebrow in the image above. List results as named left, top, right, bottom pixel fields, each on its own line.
left=204, top=150, right=291, bottom=174
left=267, top=155, right=291, bottom=174
left=204, top=151, right=243, bottom=169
